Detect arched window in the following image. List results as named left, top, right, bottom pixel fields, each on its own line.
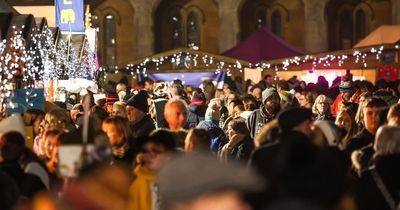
left=355, top=9, right=366, bottom=42
left=104, top=14, right=116, bottom=66
left=339, top=10, right=353, bottom=49
left=256, top=9, right=267, bottom=29
left=271, top=11, right=282, bottom=36
left=172, top=12, right=184, bottom=49
left=187, top=12, right=200, bottom=49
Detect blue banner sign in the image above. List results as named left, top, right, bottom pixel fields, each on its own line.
left=55, top=0, right=85, bottom=32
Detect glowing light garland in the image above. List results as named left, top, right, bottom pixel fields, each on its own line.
left=100, top=44, right=393, bottom=80
left=0, top=26, right=97, bottom=113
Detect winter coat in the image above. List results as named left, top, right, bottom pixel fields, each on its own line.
left=186, top=103, right=207, bottom=128
left=130, top=114, right=156, bottom=139
left=355, top=154, right=400, bottom=210
left=196, top=120, right=228, bottom=155
left=314, top=114, right=335, bottom=122
left=128, top=164, right=157, bottom=210
left=246, top=105, right=274, bottom=139
left=219, top=135, right=254, bottom=162
left=346, top=128, right=374, bottom=155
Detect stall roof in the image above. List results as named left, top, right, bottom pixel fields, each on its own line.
left=354, top=25, right=400, bottom=48
left=223, top=28, right=303, bottom=64
left=125, top=48, right=250, bottom=72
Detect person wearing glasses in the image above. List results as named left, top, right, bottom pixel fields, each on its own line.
left=128, top=129, right=176, bottom=210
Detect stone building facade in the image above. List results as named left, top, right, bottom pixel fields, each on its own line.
left=90, top=0, right=398, bottom=66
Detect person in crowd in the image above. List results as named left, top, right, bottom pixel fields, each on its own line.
left=158, top=154, right=263, bottom=210
left=335, top=107, right=357, bottom=150
left=219, top=118, right=254, bottom=162
left=0, top=170, right=19, bottom=210
left=126, top=90, right=156, bottom=139
left=168, top=83, right=186, bottom=101
left=312, top=94, right=335, bottom=121
left=34, top=108, right=71, bottom=157
left=90, top=105, right=109, bottom=122
left=251, top=84, right=263, bottom=103
left=331, top=76, right=355, bottom=117
left=0, top=131, right=46, bottom=198
left=347, top=98, right=388, bottom=172
left=222, top=99, right=244, bottom=132
left=186, top=88, right=207, bottom=128
left=355, top=125, right=400, bottom=210
left=196, top=98, right=228, bottom=155
left=116, top=82, right=128, bottom=102
left=102, top=116, right=136, bottom=167
left=387, top=103, right=400, bottom=126
left=347, top=98, right=387, bottom=154
left=295, top=91, right=314, bottom=110
left=277, top=107, right=314, bottom=137
left=355, top=92, right=373, bottom=132
left=70, top=104, right=84, bottom=126
left=23, top=108, right=45, bottom=142
left=241, top=94, right=258, bottom=111
left=151, top=81, right=169, bottom=128
left=246, top=88, right=281, bottom=139
left=42, top=130, right=62, bottom=174
left=111, top=101, right=127, bottom=118
left=278, top=90, right=296, bottom=109
left=184, top=128, right=212, bottom=153
left=312, top=120, right=343, bottom=148
left=202, top=80, right=216, bottom=103
left=253, top=119, right=279, bottom=148
left=105, top=92, right=119, bottom=114
left=164, top=98, right=189, bottom=146
left=128, top=130, right=176, bottom=210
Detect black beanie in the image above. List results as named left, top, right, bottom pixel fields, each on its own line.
left=277, top=107, right=313, bottom=131
left=127, top=90, right=149, bottom=113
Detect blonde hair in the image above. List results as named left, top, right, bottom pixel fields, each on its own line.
left=312, top=94, right=332, bottom=115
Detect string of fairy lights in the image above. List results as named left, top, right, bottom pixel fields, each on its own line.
left=99, top=44, right=398, bottom=81
left=0, top=26, right=97, bottom=112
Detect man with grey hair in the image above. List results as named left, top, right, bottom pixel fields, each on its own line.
left=164, top=99, right=189, bottom=147
left=246, top=88, right=281, bottom=139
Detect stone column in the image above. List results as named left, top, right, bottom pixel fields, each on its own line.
left=130, top=0, right=155, bottom=59
left=392, top=0, right=400, bottom=24
left=302, top=0, right=329, bottom=53
left=218, top=0, right=243, bottom=52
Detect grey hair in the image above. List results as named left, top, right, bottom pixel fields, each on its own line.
left=374, top=125, right=400, bottom=156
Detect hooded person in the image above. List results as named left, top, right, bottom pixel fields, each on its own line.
left=186, top=88, right=208, bottom=128
left=126, top=90, right=156, bottom=139
left=246, top=88, right=281, bottom=139
left=196, top=98, right=228, bottom=155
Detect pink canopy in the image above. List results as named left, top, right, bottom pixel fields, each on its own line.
left=223, top=28, right=303, bottom=64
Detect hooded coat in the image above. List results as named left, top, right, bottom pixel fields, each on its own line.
left=186, top=103, right=207, bottom=128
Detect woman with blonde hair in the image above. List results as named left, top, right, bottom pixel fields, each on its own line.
left=312, top=94, right=334, bottom=121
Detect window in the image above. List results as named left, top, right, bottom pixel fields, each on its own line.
left=339, top=10, right=353, bottom=49
left=271, top=11, right=282, bottom=36
left=172, top=12, right=184, bottom=48
left=104, top=14, right=116, bottom=66
left=355, top=9, right=366, bottom=42
left=187, top=12, right=200, bottom=49
left=256, top=9, right=267, bottom=29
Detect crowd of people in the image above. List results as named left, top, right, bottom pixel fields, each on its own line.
left=0, top=73, right=400, bottom=210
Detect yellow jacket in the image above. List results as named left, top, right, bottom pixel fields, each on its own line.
left=128, top=164, right=157, bottom=210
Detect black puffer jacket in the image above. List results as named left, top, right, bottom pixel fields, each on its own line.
left=186, top=103, right=207, bottom=128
